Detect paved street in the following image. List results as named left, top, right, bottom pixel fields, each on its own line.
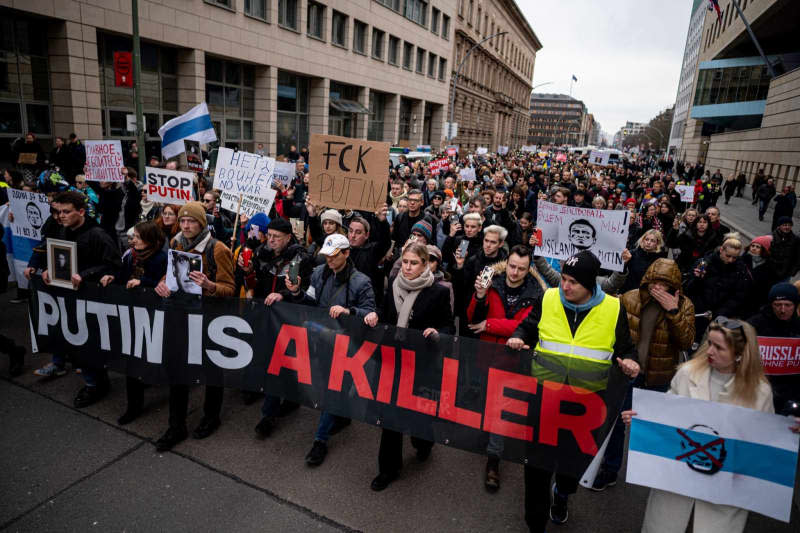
left=1, top=288, right=798, bottom=532
left=717, top=189, right=800, bottom=241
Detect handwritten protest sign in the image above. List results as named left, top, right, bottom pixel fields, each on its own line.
left=521, top=145, right=537, bottom=153
left=535, top=200, right=630, bottom=272
left=428, top=158, right=449, bottom=176
left=676, top=185, right=695, bottom=203
left=497, top=145, right=509, bottom=155
left=17, top=152, right=37, bottom=165
left=272, top=161, right=296, bottom=188
left=8, top=189, right=49, bottom=240
left=213, top=147, right=276, bottom=200
left=758, top=337, right=800, bottom=375
left=476, top=147, right=488, bottom=155
left=459, top=167, right=476, bottom=181
left=85, top=140, right=125, bottom=182
left=145, top=167, right=194, bottom=205
left=308, top=134, right=389, bottom=211
left=220, top=189, right=276, bottom=219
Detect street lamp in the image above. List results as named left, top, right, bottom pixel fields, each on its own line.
left=448, top=31, right=508, bottom=141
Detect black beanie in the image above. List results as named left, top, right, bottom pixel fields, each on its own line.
left=267, top=217, right=293, bottom=234
left=561, top=250, right=601, bottom=292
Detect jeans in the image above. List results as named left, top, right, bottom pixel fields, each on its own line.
left=261, top=394, right=281, bottom=418
left=314, top=411, right=337, bottom=443
left=52, top=353, right=65, bottom=368
left=82, top=367, right=108, bottom=388
left=524, top=465, right=578, bottom=533
left=758, top=198, right=769, bottom=219
left=486, top=433, right=504, bottom=458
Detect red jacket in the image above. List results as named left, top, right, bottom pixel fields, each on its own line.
left=466, top=272, right=544, bottom=344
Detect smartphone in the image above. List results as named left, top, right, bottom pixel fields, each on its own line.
left=386, top=209, right=395, bottom=225
left=288, top=257, right=300, bottom=285
left=449, top=214, right=460, bottom=225
left=457, top=239, right=469, bottom=258
left=478, top=266, right=495, bottom=289
left=189, top=257, right=202, bottom=272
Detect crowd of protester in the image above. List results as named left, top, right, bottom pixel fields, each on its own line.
left=1, top=136, right=800, bottom=533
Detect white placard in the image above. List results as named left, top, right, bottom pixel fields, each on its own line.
left=220, top=189, right=277, bottom=219
left=676, top=185, right=695, bottom=203
left=166, top=249, right=203, bottom=295
left=8, top=189, right=49, bottom=241
left=272, top=161, right=296, bottom=188
left=459, top=167, right=476, bottom=181
left=476, top=147, right=488, bottom=155
left=627, top=388, right=799, bottom=523
left=535, top=199, right=630, bottom=272
left=212, top=147, right=276, bottom=200
left=521, top=145, right=537, bottom=153
left=497, top=145, right=509, bottom=155
left=588, top=150, right=611, bottom=166
left=145, top=167, right=195, bottom=205
left=84, top=140, right=125, bottom=182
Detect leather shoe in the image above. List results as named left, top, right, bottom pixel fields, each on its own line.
left=74, top=385, right=108, bottom=408
left=254, top=416, right=277, bottom=438
left=155, top=426, right=188, bottom=452
left=193, top=417, right=221, bottom=439
left=117, top=409, right=142, bottom=426
left=370, top=472, right=398, bottom=491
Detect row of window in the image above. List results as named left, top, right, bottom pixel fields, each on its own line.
left=374, top=0, right=451, bottom=39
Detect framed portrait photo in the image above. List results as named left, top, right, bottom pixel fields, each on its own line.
left=47, top=239, right=78, bottom=289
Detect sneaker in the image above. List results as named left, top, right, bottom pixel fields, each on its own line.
left=305, top=440, right=328, bottom=466
left=589, top=469, right=618, bottom=492
left=155, top=426, right=188, bottom=452
left=329, top=417, right=351, bottom=436
left=9, top=298, right=27, bottom=304
left=192, top=417, right=221, bottom=439
left=33, top=362, right=67, bottom=378
left=254, top=416, right=277, bottom=438
left=74, top=385, right=108, bottom=408
left=370, top=471, right=398, bottom=492
left=549, top=482, right=569, bottom=525
left=484, top=456, right=500, bottom=493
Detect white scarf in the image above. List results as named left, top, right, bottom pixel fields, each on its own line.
left=392, top=268, right=434, bottom=328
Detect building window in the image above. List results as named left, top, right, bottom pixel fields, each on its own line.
left=404, top=0, right=428, bottom=26
left=438, top=57, right=446, bottom=80
left=329, top=81, right=362, bottom=138
left=244, top=0, right=267, bottom=20
left=279, top=0, right=298, bottom=30
left=403, top=42, right=413, bottom=70
left=368, top=91, right=385, bottom=141
left=468, top=0, right=473, bottom=25
left=307, top=1, right=325, bottom=39
left=416, top=47, right=425, bottom=74
left=353, top=20, right=367, bottom=54
left=372, top=29, right=385, bottom=59
left=388, top=35, right=400, bottom=65
left=398, top=98, right=412, bottom=141
left=277, top=70, right=309, bottom=158
left=476, top=6, right=481, bottom=35
left=375, top=0, right=401, bottom=12
left=442, top=15, right=450, bottom=39
left=427, top=52, right=436, bottom=77
left=431, top=8, right=440, bottom=34
left=332, top=11, right=347, bottom=47
left=206, top=0, right=233, bottom=8
left=205, top=56, right=255, bottom=151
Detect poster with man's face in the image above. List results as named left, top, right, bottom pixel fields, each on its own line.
left=8, top=189, right=50, bottom=240
left=166, top=250, right=203, bottom=295
left=46, top=239, right=77, bottom=289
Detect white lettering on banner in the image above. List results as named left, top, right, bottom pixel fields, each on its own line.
left=535, top=200, right=629, bottom=272
left=219, top=189, right=276, bottom=218
left=8, top=189, right=49, bottom=240
left=206, top=316, right=253, bottom=369
left=84, top=140, right=125, bottom=182
left=145, top=166, right=195, bottom=205
left=213, top=147, right=276, bottom=200
left=133, top=307, right=164, bottom=363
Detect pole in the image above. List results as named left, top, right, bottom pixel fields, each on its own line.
left=230, top=193, right=243, bottom=251
left=131, top=0, right=146, bottom=182
left=730, top=0, right=776, bottom=78
left=448, top=31, right=508, bottom=141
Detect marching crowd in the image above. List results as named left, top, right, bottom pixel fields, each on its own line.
left=2, top=138, right=800, bottom=532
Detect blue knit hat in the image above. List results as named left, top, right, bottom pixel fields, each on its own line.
left=245, top=213, right=271, bottom=234
left=768, top=282, right=799, bottom=304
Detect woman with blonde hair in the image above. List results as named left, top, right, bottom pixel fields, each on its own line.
left=620, top=229, right=668, bottom=293
left=624, top=318, right=799, bottom=533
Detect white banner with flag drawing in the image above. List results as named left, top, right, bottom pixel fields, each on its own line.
left=676, top=185, right=695, bottom=203
left=627, top=388, right=799, bottom=522
left=535, top=200, right=629, bottom=271
left=158, top=103, right=217, bottom=160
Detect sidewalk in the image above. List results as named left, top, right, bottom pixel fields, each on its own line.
left=716, top=194, right=800, bottom=241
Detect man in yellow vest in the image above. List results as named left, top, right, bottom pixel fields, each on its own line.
left=507, top=250, right=640, bottom=533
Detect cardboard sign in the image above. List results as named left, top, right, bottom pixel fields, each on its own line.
left=273, top=161, right=296, bottom=188
left=676, top=185, right=695, bottom=203
left=219, top=189, right=277, bottom=219
left=213, top=147, right=276, bottom=200
left=84, top=140, right=125, bottom=182
left=184, top=140, right=203, bottom=172
left=145, top=167, right=195, bottom=205
left=459, top=167, right=476, bottom=181
left=17, top=152, right=37, bottom=165
left=428, top=158, right=449, bottom=176
left=8, top=189, right=49, bottom=241
left=758, top=337, right=800, bottom=375
left=308, top=134, right=389, bottom=211
left=535, top=200, right=630, bottom=272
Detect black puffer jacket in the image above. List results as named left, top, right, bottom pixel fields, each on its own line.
left=620, top=247, right=668, bottom=294
left=685, top=251, right=751, bottom=318
left=665, top=227, right=718, bottom=272
left=742, top=253, right=777, bottom=316
left=769, top=228, right=800, bottom=280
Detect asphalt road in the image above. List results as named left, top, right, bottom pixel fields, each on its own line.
left=1, top=288, right=798, bottom=532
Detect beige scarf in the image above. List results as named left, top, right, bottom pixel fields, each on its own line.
left=393, top=268, right=434, bottom=328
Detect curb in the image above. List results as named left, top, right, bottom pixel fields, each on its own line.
left=721, top=216, right=755, bottom=242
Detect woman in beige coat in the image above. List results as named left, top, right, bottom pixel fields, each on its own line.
left=623, top=317, right=799, bottom=533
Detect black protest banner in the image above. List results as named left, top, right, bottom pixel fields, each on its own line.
left=28, top=279, right=628, bottom=476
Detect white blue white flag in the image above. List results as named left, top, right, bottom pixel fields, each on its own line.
left=627, top=388, right=799, bottom=522
left=158, top=103, right=217, bottom=159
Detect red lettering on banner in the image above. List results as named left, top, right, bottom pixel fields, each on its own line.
left=483, top=368, right=537, bottom=441
left=327, top=335, right=375, bottom=400
left=376, top=346, right=396, bottom=403
left=267, top=324, right=312, bottom=385
left=396, top=349, right=437, bottom=415
left=438, top=357, right=482, bottom=429
left=538, top=382, right=606, bottom=455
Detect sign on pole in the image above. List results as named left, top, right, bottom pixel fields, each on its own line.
left=219, top=190, right=277, bottom=219
left=145, top=167, right=195, bottom=205
left=535, top=200, right=630, bottom=272
left=428, top=158, right=449, bottom=176
left=85, top=140, right=125, bottom=182
left=308, top=134, right=390, bottom=211
left=212, top=147, right=276, bottom=200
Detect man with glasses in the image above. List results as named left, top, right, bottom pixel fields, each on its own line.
left=390, top=188, right=437, bottom=258
left=202, top=191, right=232, bottom=241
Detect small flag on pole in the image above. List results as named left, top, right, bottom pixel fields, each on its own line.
left=707, top=0, right=722, bottom=24
left=158, top=103, right=217, bottom=160
left=572, top=75, right=578, bottom=82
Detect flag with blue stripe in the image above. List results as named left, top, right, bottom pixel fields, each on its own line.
left=626, top=388, right=798, bottom=522
left=158, top=103, right=217, bottom=159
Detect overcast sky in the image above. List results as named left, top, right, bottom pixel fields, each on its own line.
left=519, top=0, right=694, bottom=136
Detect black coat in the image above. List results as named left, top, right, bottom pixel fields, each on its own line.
left=51, top=217, right=122, bottom=282
left=769, top=229, right=800, bottom=280
left=686, top=251, right=751, bottom=318
left=620, top=247, right=668, bottom=294
left=382, top=280, right=455, bottom=335
left=742, top=253, right=777, bottom=316
left=665, top=227, right=718, bottom=272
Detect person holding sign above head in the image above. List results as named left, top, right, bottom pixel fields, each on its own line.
left=153, top=201, right=235, bottom=452
left=506, top=250, right=639, bottom=532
